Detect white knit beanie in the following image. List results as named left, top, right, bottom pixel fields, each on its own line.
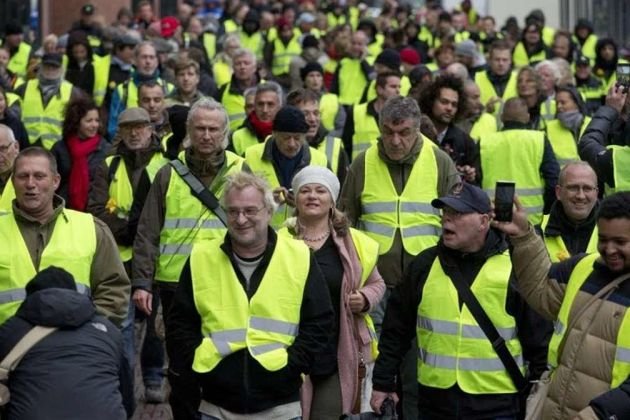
left=291, top=166, right=340, bottom=204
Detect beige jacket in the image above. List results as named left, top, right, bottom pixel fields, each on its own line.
left=511, top=226, right=629, bottom=420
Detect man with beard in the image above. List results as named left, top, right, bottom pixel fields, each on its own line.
left=418, top=75, right=479, bottom=184
left=287, top=88, right=349, bottom=184
left=456, top=80, right=498, bottom=142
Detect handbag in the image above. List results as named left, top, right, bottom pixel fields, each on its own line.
left=524, top=271, right=630, bottom=420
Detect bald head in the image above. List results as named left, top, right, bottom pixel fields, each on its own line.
left=501, top=98, right=530, bottom=124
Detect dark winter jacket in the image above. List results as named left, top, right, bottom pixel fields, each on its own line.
left=578, top=105, right=620, bottom=190
left=0, top=288, right=133, bottom=420
left=166, top=228, right=334, bottom=414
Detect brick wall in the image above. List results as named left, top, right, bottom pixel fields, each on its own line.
left=47, top=0, right=131, bottom=36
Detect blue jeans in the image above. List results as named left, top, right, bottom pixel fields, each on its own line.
left=121, top=295, right=165, bottom=387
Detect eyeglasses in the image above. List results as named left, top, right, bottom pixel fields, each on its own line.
left=0, top=143, right=15, bottom=153
left=225, top=206, right=266, bottom=219
left=562, top=184, right=598, bottom=194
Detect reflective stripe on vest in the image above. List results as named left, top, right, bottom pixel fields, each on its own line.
left=475, top=71, right=518, bottom=114
left=540, top=214, right=598, bottom=262
left=156, top=151, right=244, bottom=282
left=271, top=37, right=301, bottom=76
left=221, top=83, right=247, bottom=131
left=480, top=129, right=546, bottom=225
left=338, top=58, right=368, bottom=106
left=540, top=97, right=556, bottom=122
left=606, top=145, right=630, bottom=195
left=106, top=153, right=168, bottom=262
left=359, top=142, right=441, bottom=255
left=352, top=103, right=380, bottom=160
left=245, top=142, right=328, bottom=228
left=417, top=251, right=524, bottom=393
left=191, top=235, right=310, bottom=372
left=0, top=211, right=96, bottom=324
left=545, top=118, right=591, bottom=168
left=548, top=253, right=630, bottom=387
left=320, top=93, right=340, bottom=132
left=23, top=80, right=73, bottom=150
left=317, top=135, right=342, bottom=176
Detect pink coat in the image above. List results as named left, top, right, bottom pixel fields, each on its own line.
left=301, top=228, right=386, bottom=417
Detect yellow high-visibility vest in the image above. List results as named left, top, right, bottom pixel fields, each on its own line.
left=545, top=117, right=591, bottom=167
left=351, top=103, right=380, bottom=160
left=417, top=251, right=524, bottom=393
left=22, top=80, right=73, bottom=150
left=191, top=235, right=310, bottom=372
left=359, top=142, right=441, bottom=255
left=540, top=214, right=598, bottom=262
left=0, top=210, right=96, bottom=324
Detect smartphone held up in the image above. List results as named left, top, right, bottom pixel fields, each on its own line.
left=494, top=181, right=515, bottom=222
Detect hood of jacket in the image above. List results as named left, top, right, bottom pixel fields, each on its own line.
left=16, top=288, right=96, bottom=328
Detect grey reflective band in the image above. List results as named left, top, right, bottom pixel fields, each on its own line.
left=0, top=288, right=26, bottom=304
left=250, top=317, right=299, bottom=337
left=418, top=316, right=517, bottom=341
left=362, top=202, right=397, bottom=214
left=353, top=142, right=372, bottom=152
left=325, top=135, right=335, bottom=164
left=160, top=243, right=193, bottom=255
left=209, top=329, right=247, bottom=356
left=23, top=117, right=62, bottom=125
left=250, top=342, right=286, bottom=355
left=616, top=347, right=630, bottom=363
left=400, top=202, right=440, bottom=215
left=419, top=349, right=524, bottom=371
left=229, top=113, right=246, bottom=121
left=164, top=218, right=225, bottom=230
left=557, top=158, right=574, bottom=167
left=401, top=225, right=440, bottom=237
left=515, top=187, right=543, bottom=196
left=553, top=320, right=564, bottom=335
left=360, top=220, right=395, bottom=237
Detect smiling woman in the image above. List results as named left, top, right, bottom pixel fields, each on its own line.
left=50, top=95, right=106, bottom=211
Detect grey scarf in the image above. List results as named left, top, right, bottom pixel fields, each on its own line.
left=37, top=73, right=62, bottom=104
left=557, top=111, right=584, bottom=135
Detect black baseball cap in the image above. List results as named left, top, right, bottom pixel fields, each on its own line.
left=432, top=183, right=492, bottom=214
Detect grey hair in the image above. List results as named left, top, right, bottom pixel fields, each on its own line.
left=534, top=60, right=561, bottom=83
left=134, top=40, right=157, bottom=57
left=220, top=171, right=278, bottom=213
left=232, top=47, right=256, bottom=63
left=187, top=98, right=230, bottom=149
left=255, top=81, right=284, bottom=107
left=380, top=96, right=422, bottom=128
left=222, top=33, right=241, bottom=50
left=445, top=62, right=469, bottom=83
left=243, top=86, right=257, bottom=99
left=0, top=124, right=16, bottom=143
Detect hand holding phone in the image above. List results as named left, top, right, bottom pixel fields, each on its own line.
left=494, top=181, right=515, bottom=222
left=616, top=63, right=630, bottom=94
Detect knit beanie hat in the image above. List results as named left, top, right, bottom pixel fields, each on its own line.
left=25, top=266, right=76, bottom=296
left=375, top=48, right=401, bottom=71
left=300, top=61, right=324, bottom=80
left=400, top=47, right=421, bottom=65
left=273, top=106, right=309, bottom=133
left=292, top=166, right=341, bottom=204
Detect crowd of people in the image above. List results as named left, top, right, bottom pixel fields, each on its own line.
left=0, top=0, right=630, bottom=419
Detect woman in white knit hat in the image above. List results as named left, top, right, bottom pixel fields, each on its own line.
left=280, top=165, right=385, bottom=419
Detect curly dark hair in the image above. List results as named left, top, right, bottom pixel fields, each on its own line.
left=599, top=192, right=630, bottom=220
left=62, top=94, right=100, bottom=140
left=417, top=74, right=466, bottom=122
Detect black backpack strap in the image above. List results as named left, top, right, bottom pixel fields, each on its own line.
left=169, top=159, right=227, bottom=227
left=438, top=254, right=528, bottom=391
left=107, top=156, right=122, bottom=185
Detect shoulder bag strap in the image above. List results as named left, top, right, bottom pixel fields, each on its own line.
left=169, top=159, right=228, bottom=227
left=439, top=255, right=528, bottom=391
left=0, top=326, right=58, bottom=380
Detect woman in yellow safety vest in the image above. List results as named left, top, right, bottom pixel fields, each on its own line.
left=517, top=66, right=548, bottom=130
left=282, top=166, right=385, bottom=418
left=512, top=23, right=550, bottom=69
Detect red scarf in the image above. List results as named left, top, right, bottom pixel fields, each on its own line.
left=66, top=134, right=100, bottom=211
left=247, top=111, right=274, bottom=140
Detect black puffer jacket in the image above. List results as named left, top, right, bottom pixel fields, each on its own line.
left=0, top=288, right=133, bottom=420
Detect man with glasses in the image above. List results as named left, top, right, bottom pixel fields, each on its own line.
left=371, top=183, right=549, bottom=419
left=87, top=107, right=168, bottom=404
left=131, top=98, right=246, bottom=419
left=0, top=124, right=19, bottom=213
left=166, top=171, right=333, bottom=419
left=540, top=162, right=600, bottom=262
left=340, top=96, right=459, bottom=418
